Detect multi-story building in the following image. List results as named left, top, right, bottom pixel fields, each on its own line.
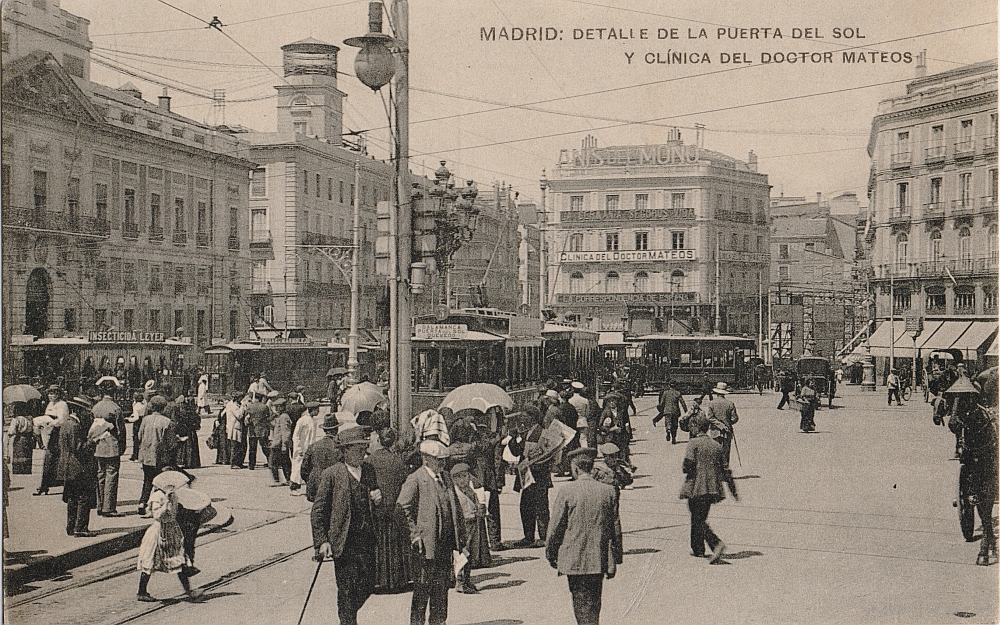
left=864, top=58, right=998, bottom=371
left=1, top=0, right=254, bottom=382
left=769, top=194, right=859, bottom=359
left=544, top=131, right=770, bottom=338
left=517, top=202, right=541, bottom=318
left=446, top=183, right=523, bottom=313
left=243, top=39, right=394, bottom=337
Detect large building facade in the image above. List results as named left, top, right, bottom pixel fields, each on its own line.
left=865, top=59, right=998, bottom=367
left=2, top=0, right=254, bottom=376
left=544, top=132, right=770, bottom=338
left=244, top=39, right=393, bottom=337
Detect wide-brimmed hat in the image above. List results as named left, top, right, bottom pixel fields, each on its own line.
left=272, top=397, right=287, bottom=407
left=571, top=381, right=585, bottom=391
left=266, top=390, right=280, bottom=399
left=144, top=380, right=157, bottom=391
left=598, top=443, right=620, bottom=456
left=567, top=447, right=597, bottom=462
left=46, top=384, right=63, bottom=395
left=419, top=439, right=449, bottom=458
left=944, top=376, right=980, bottom=395
left=67, top=395, right=94, bottom=410
left=321, top=413, right=341, bottom=431
left=336, top=426, right=369, bottom=447
left=713, top=382, right=730, bottom=395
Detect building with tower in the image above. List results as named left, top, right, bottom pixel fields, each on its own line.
left=543, top=131, right=771, bottom=341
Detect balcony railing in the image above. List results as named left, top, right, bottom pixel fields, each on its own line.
left=980, top=196, right=998, bottom=213
left=228, top=236, right=240, bottom=251
left=923, top=202, right=945, bottom=218
left=890, top=151, right=912, bottom=167
left=954, top=140, right=975, bottom=157
left=2, top=206, right=110, bottom=237
left=889, top=206, right=911, bottom=223
left=982, top=135, right=997, bottom=153
left=149, top=225, right=164, bottom=242
left=196, top=232, right=209, bottom=247
left=301, top=231, right=352, bottom=246
left=123, top=222, right=139, bottom=239
left=951, top=199, right=975, bottom=214
left=172, top=230, right=187, bottom=244
left=250, top=231, right=272, bottom=246
left=900, top=257, right=1000, bottom=279
left=924, top=145, right=945, bottom=162
left=714, top=209, right=753, bottom=224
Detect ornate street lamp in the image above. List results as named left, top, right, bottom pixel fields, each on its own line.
left=344, top=3, right=395, bottom=91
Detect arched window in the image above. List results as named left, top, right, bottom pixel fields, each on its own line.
left=670, top=269, right=685, bottom=291
left=930, top=230, right=942, bottom=263
left=604, top=271, right=619, bottom=293
left=896, top=233, right=908, bottom=268
left=569, top=233, right=583, bottom=252
left=634, top=271, right=649, bottom=292
left=291, top=95, right=309, bottom=106
left=569, top=271, right=584, bottom=294
left=989, top=224, right=998, bottom=262
left=959, top=227, right=972, bottom=268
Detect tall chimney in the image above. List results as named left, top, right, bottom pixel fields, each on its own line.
left=158, top=87, right=171, bottom=112
left=915, top=49, right=927, bottom=78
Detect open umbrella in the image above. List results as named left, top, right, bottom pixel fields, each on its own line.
left=3, top=384, right=41, bottom=405
left=339, top=382, right=386, bottom=415
left=438, top=383, right=513, bottom=413
left=326, top=367, right=348, bottom=377
left=153, top=470, right=192, bottom=492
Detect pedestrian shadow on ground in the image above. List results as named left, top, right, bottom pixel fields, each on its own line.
left=623, top=548, right=660, bottom=556
left=721, top=550, right=763, bottom=561
left=486, top=555, right=538, bottom=568
left=9, top=486, right=24, bottom=492
left=478, top=580, right=526, bottom=591
left=631, top=474, right=651, bottom=480
left=471, top=571, right=510, bottom=584
left=211, top=497, right=227, bottom=503
left=732, top=475, right=761, bottom=480
left=116, top=499, right=141, bottom=507
left=92, top=526, right=136, bottom=536
left=3, top=549, right=48, bottom=565
left=454, top=620, right=523, bottom=625
left=623, top=524, right=685, bottom=535
left=626, top=485, right=653, bottom=490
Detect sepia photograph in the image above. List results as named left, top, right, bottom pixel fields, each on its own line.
left=1, top=0, right=998, bottom=623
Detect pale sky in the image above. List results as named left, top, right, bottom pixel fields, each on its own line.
left=65, top=0, right=998, bottom=203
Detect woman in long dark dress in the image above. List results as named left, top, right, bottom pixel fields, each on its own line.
left=35, top=416, right=64, bottom=495
left=174, top=396, right=202, bottom=469
left=7, top=402, right=36, bottom=474
left=366, top=427, right=413, bottom=594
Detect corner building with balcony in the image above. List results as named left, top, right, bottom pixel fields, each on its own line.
left=545, top=132, right=770, bottom=337
left=1, top=0, right=254, bottom=376
left=243, top=39, right=396, bottom=336
left=865, top=59, right=998, bottom=370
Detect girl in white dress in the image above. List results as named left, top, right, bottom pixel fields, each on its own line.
left=136, top=476, right=204, bottom=602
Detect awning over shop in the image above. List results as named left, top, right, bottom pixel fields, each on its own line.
left=599, top=332, right=626, bottom=346
left=866, top=320, right=906, bottom=358
left=987, top=334, right=999, bottom=357
left=951, top=322, right=998, bottom=360
left=919, top=321, right=975, bottom=353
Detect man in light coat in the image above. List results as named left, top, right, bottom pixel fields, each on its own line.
left=398, top=439, right=467, bottom=625
left=136, top=395, right=177, bottom=517
left=90, top=392, right=127, bottom=516
left=546, top=447, right=623, bottom=625
left=705, top=382, right=739, bottom=470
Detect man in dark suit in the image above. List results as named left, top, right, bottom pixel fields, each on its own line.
left=398, top=439, right=467, bottom=625
left=508, top=409, right=553, bottom=547
left=312, top=427, right=379, bottom=625
left=245, top=395, right=271, bottom=470
left=58, top=395, right=98, bottom=537
left=546, top=447, right=623, bottom=625
left=301, top=412, right=342, bottom=502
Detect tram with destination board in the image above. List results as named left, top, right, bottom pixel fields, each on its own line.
left=412, top=308, right=543, bottom=414
left=542, top=322, right=600, bottom=389
left=635, top=333, right=758, bottom=395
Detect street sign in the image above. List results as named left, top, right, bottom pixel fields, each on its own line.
left=905, top=316, right=923, bottom=338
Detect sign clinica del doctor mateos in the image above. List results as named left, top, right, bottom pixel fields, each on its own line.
left=559, top=249, right=697, bottom=263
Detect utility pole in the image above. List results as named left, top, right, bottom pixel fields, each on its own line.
left=539, top=170, right=549, bottom=315
left=347, top=150, right=361, bottom=383
left=714, top=235, right=721, bottom=335
left=392, top=0, right=412, bottom=426
left=757, top=269, right=763, bottom=357
left=889, top=266, right=895, bottom=374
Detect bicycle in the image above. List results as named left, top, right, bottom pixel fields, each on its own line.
left=901, top=383, right=912, bottom=402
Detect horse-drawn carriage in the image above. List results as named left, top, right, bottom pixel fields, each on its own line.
left=796, top=356, right=834, bottom=407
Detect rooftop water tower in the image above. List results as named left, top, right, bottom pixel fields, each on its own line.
left=275, top=38, right=345, bottom=141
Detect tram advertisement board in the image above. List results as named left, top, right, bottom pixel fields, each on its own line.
left=88, top=331, right=166, bottom=343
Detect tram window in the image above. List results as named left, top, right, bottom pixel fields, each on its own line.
left=442, top=349, right=466, bottom=390
left=680, top=352, right=691, bottom=367
left=417, top=349, right=440, bottom=391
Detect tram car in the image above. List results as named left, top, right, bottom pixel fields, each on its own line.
left=638, top=334, right=757, bottom=395
left=411, top=308, right=543, bottom=414
left=542, top=323, right=600, bottom=389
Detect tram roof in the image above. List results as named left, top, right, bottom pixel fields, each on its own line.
left=16, top=337, right=193, bottom=347
left=542, top=323, right=599, bottom=338
left=205, top=340, right=352, bottom=353
left=635, top=334, right=756, bottom=343
left=411, top=330, right=505, bottom=343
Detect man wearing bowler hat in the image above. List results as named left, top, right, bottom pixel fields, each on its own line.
left=312, top=426, right=380, bottom=625
left=546, top=446, right=622, bottom=625
left=398, top=439, right=467, bottom=625
left=301, top=412, right=343, bottom=502
left=705, top=382, right=739, bottom=471
left=58, top=395, right=99, bottom=537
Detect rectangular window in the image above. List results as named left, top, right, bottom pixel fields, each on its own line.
left=893, top=291, right=911, bottom=311
left=64, top=308, right=77, bottom=332
left=150, top=193, right=161, bottom=235
left=95, top=261, right=109, bottom=292
left=294, top=121, right=307, bottom=135
left=252, top=262, right=267, bottom=293
left=959, top=172, right=972, bottom=205
left=150, top=265, right=162, bottom=293
left=251, top=209, right=268, bottom=241
left=124, top=188, right=136, bottom=225
left=635, top=194, right=648, bottom=210
left=930, top=177, right=942, bottom=205
left=605, top=233, right=619, bottom=251
left=961, top=119, right=974, bottom=142
left=33, top=170, right=47, bottom=212
left=250, top=167, right=266, bottom=197
left=149, top=309, right=160, bottom=332
left=931, top=125, right=944, bottom=147
left=328, top=178, right=333, bottom=201
left=230, top=310, right=239, bottom=340
left=197, top=201, right=207, bottom=233
left=174, top=310, right=184, bottom=334
left=123, top=308, right=134, bottom=332
left=671, top=193, right=686, bottom=209
left=635, top=232, right=648, bottom=250
left=897, top=182, right=908, bottom=210
left=94, top=309, right=107, bottom=330
left=229, top=207, right=239, bottom=240
left=778, top=266, right=789, bottom=282
left=605, top=195, right=619, bottom=211
left=316, top=173, right=321, bottom=198
left=350, top=184, right=355, bottom=205
left=304, top=170, right=309, bottom=195
left=67, top=177, right=80, bottom=218
left=174, top=198, right=185, bottom=232
left=896, top=131, right=909, bottom=153
left=124, top=263, right=137, bottom=292
left=339, top=181, right=344, bottom=203
left=805, top=242, right=815, bottom=252
left=779, top=244, right=789, bottom=259
left=991, top=169, right=998, bottom=201
left=174, top=266, right=185, bottom=294
left=570, top=195, right=583, bottom=211
left=671, top=231, right=685, bottom=250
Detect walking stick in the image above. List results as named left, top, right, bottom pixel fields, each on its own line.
left=297, top=556, right=324, bottom=625
left=731, top=428, right=743, bottom=468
